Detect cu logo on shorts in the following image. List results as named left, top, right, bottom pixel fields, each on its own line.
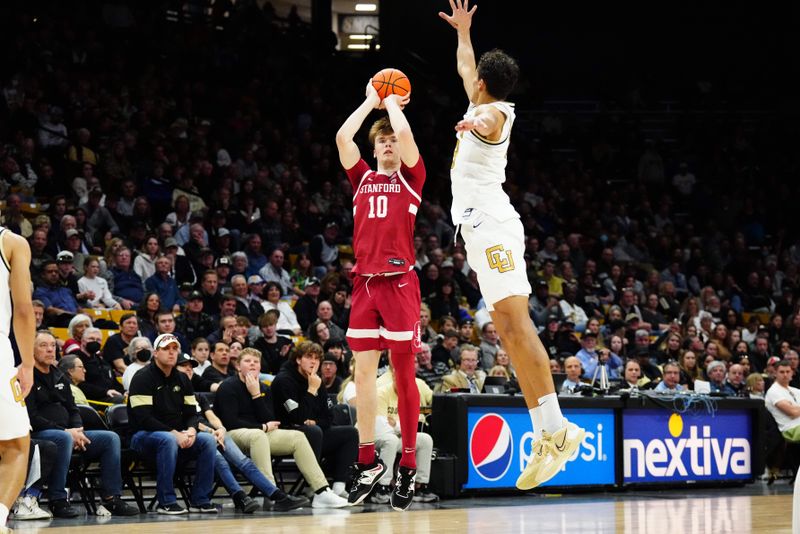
left=10, top=376, right=25, bottom=406
left=485, top=245, right=515, bottom=273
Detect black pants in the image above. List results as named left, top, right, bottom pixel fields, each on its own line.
left=300, top=425, right=358, bottom=483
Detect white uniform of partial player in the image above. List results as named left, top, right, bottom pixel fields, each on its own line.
left=0, top=226, right=30, bottom=440
left=450, top=101, right=531, bottom=312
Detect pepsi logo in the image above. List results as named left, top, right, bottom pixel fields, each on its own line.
left=470, top=413, right=514, bottom=481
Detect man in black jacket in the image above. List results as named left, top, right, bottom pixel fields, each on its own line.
left=76, top=327, right=124, bottom=404
left=28, top=330, right=138, bottom=517
left=214, top=347, right=347, bottom=508
left=175, top=291, right=216, bottom=342
left=294, top=277, right=321, bottom=332
left=127, top=333, right=217, bottom=515
left=102, top=313, right=139, bottom=375
left=270, top=341, right=358, bottom=499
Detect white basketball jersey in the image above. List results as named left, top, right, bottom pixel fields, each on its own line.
left=0, top=227, right=12, bottom=343
left=450, top=101, right=519, bottom=223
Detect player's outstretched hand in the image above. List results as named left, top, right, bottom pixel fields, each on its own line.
left=384, top=93, right=411, bottom=110
left=365, top=80, right=382, bottom=109
left=439, top=0, right=477, bottom=31
left=455, top=116, right=487, bottom=132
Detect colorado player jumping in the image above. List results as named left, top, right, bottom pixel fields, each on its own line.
left=336, top=81, right=424, bottom=511
left=440, top=0, right=585, bottom=490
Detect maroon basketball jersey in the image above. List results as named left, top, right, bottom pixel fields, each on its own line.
left=346, top=157, right=425, bottom=275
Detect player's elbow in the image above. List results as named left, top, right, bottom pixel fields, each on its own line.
left=335, top=129, right=351, bottom=148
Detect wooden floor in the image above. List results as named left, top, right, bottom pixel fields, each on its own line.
left=11, top=491, right=795, bottom=534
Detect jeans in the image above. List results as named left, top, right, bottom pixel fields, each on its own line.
left=130, top=430, right=216, bottom=507
left=31, top=429, right=123, bottom=501
left=214, top=435, right=278, bottom=498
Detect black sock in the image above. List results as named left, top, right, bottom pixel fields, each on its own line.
left=270, top=489, right=287, bottom=501
left=315, top=486, right=329, bottom=495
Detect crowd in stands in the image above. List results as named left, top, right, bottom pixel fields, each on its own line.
left=4, top=0, right=800, bottom=522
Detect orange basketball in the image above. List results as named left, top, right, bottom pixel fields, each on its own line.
left=371, top=68, right=411, bottom=100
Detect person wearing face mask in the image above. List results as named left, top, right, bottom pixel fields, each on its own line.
left=76, top=327, right=125, bottom=403
left=122, top=337, right=154, bottom=391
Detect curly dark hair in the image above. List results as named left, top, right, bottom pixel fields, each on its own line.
left=477, top=48, right=519, bottom=100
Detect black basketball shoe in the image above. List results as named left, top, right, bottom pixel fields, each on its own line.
left=390, top=466, right=416, bottom=511
left=347, top=457, right=388, bottom=505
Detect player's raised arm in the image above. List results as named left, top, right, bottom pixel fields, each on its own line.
left=383, top=94, right=419, bottom=167
left=6, top=231, right=35, bottom=397
left=335, top=81, right=382, bottom=170
left=455, top=104, right=505, bottom=139
left=439, top=0, right=479, bottom=102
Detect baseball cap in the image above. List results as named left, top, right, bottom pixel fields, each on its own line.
left=459, top=317, right=474, bottom=326
left=164, top=237, right=179, bottom=249
left=322, top=353, right=338, bottom=364
left=625, top=313, right=640, bottom=323
left=176, top=353, right=198, bottom=368
left=325, top=220, right=339, bottom=229
left=153, top=333, right=181, bottom=351
left=441, top=259, right=454, bottom=269
left=188, top=290, right=203, bottom=301
left=767, top=356, right=781, bottom=366
left=546, top=314, right=560, bottom=324
left=65, top=228, right=80, bottom=238
left=215, top=255, right=231, bottom=267
left=179, top=281, right=194, bottom=292
left=247, top=274, right=265, bottom=285
left=582, top=331, right=598, bottom=338
left=217, top=228, right=230, bottom=238
left=305, top=277, right=321, bottom=288
left=536, top=279, right=548, bottom=288
left=56, top=250, right=74, bottom=263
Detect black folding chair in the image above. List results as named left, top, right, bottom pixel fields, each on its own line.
left=105, top=404, right=147, bottom=512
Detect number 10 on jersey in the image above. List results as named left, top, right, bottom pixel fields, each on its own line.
left=368, top=195, right=388, bottom=219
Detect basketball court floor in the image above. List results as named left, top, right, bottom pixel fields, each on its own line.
left=8, top=481, right=794, bottom=534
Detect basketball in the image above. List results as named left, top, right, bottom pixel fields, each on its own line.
left=371, top=68, right=411, bottom=100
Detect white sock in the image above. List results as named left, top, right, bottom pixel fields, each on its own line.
left=0, top=503, right=9, bottom=525
left=529, top=407, right=544, bottom=440
left=331, top=481, right=346, bottom=495
left=537, top=392, right=564, bottom=434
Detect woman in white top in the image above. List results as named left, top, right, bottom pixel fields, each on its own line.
left=122, top=336, right=153, bottom=391
left=260, top=281, right=302, bottom=335
left=132, top=235, right=160, bottom=281
left=78, top=256, right=121, bottom=309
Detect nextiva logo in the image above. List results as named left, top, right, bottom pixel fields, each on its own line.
left=623, top=409, right=752, bottom=483
left=465, top=407, right=615, bottom=489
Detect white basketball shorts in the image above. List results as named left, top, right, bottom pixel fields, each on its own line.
left=460, top=211, right=531, bottom=312
left=0, top=338, right=30, bottom=440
